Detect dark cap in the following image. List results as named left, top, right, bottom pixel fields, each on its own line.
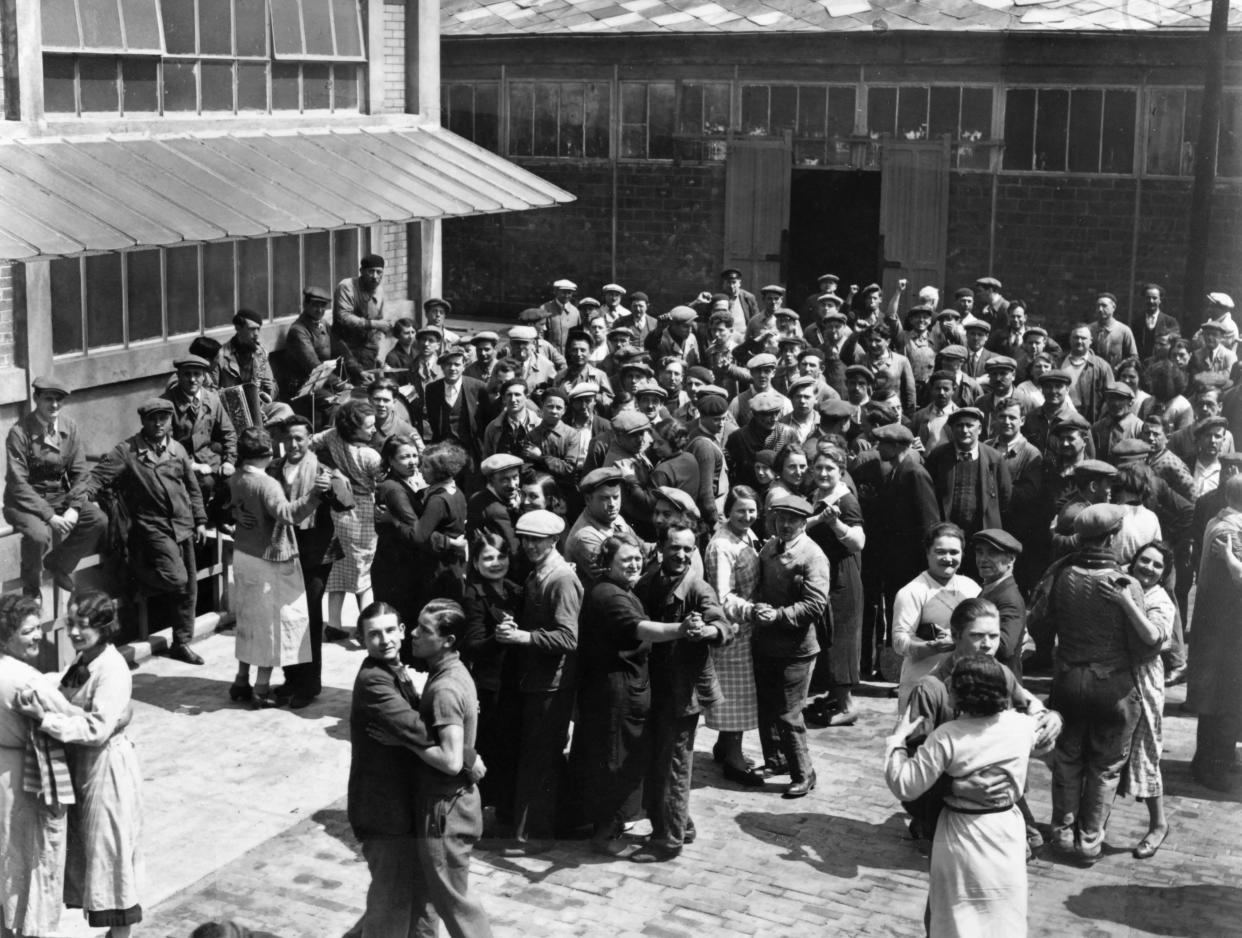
left=954, top=287, right=974, bottom=300
left=985, top=355, right=1017, bottom=372
left=845, top=364, right=875, bottom=383
left=928, top=369, right=957, bottom=387
left=1104, top=382, right=1135, bottom=400
left=611, top=411, right=652, bottom=434
left=303, top=285, right=330, bottom=303
left=817, top=273, right=840, bottom=284
left=975, top=276, right=1002, bottom=290
left=720, top=267, right=743, bottom=279
left=769, top=493, right=813, bottom=517
left=972, top=528, right=1022, bottom=555
left=630, top=291, right=649, bottom=304
left=360, top=253, right=385, bottom=270
left=1097, top=292, right=1118, bottom=305
left=946, top=406, right=985, bottom=426
left=754, top=449, right=777, bottom=467
left=1112, top=439, right=1153, bottom=462
left=1051, top=413, right=1092, bottom=435
left=686, top=365, right=714, bottom=383
left=234, top=308, right=263, bottom=328
left=579, top=467, right=624, bottom=492
left=819, top=399, right=855, bottom=422
left=1038, top=369, right=1073, bottom=386
left=437, top=347, right=467, bottom=363
left=1073, top=459, right=1118, bottom=480
left=697, top=395, right=728, bottom=418
left=861, top=283, right=882, bottom=296
left=173, top=354, right=211, bottom=371
left=188, top=336, right=222, bottom=361
left=416, top=326, right=444, bottom=341
left=1024, top=326, right=1049, bottom=339
left=938, top=344, right=968, bottom=362
left=872, top=422, right=914, bottom=445
left=31, top=375, right=70, bottom=397
left=1193, top=416, right=1229, bottom=437
left=1073, top=503, right=1128, bottom=539
left=137, top=398, right=174, bottom=417
left=518, top=306, right=550, bottom=323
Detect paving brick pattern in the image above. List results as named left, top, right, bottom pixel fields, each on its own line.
left=48, top=632, right=1242, bottom=938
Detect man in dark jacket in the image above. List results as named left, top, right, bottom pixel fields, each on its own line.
left=162, top=354, right=237, bottom=525
left=284, top=286, right=350, bottom=428
left=420, top=348, right=487, bottom=467
left=972, top=529, right=1027, bottom=680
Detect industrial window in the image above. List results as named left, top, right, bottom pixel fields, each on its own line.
left=740, top=83, right=856, bottom=167
left=1146, top=88, right=1242, bottom=179
left=619, top=81, right=675, bottom=160
left=507, top=81, right=610, bottom=159
left=49, top=228, right=365, bottom=356
left=441, top=82, right=500, bottom=153
left=674, top=82, right=730, bottom=161
left=42, top=0, right=364, bottom=116
left=42, top=0, right=166, bottom=54
left=1003, top=87, right=1137, bottom=174
left=866, top=85, right=994, bottom=170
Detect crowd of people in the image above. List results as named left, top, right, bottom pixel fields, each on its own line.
left=3, top=253, right=1242, bottom=937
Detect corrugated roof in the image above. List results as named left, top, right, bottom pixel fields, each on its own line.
left=441, top=0, right=1238, bottom=35
left=0, top=125, right=575, bottom=263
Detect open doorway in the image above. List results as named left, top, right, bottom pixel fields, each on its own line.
left=787, top=169, right=882, bottom=316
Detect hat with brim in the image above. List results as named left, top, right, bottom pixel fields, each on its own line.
left=515, top=509, right=565, bottom=537
left=1112, top=439, right=1153, bottom=462
left=872, top=422, right=914, bottom=445
left=818, top=293, right=843, bottom=307
left=518, top=307, right=551, bottom=323
left=769, top=493, right=813, bottom=517
left=972, top=528, right=1022, bottom=555
left=669, top=306, right=697, bottom=324
left=611, top=411, right=652, bottom=434
left=975, top=277, right=1002, bottom=290
left=845, top=365, right=875, bottom=383
left=654, top=486, right=700, bottom=521
left=602, top=284, right=626, bottom=296
left=747, top=353, right=778, bottom=370
left=480, top=454, right=524, bottom=476
left=31, top=375, right=70, bottom=397
left=508, top=325, right=538, bottom=343
left=568, top=383, right=600, bottom=399
left=138, top=398, right=174, bottom=417
left=946, top=407, right=984, bottom=426
left=787, top=376, right=816, bottom=394
left=761, top=285, right=786, bottom=296
left=552, top=279, right=577, bottom=291
left=469, top=331, right=499, bottom=345
left=821, top=310, right=849, bottom=324
left=174, top=355, right=211, bottom=371
left=579, top=467, right=624, bottom=492
left=1038, top=369, right=1073, bottom=386
left=775, top=309, right=800, bottom=321
left=635, top=382, right=668, bottom=400
left=1073, top=503, right=1128, bottom=539
left=1024, top=327, right=1049, bottom=339
left=938, top=345, right=968, bottom=362
left=1073, top=459, right=1118, bottom=480
left=819, top=399, right=855, bottom=422
left=303, top=286, right=330, bottom=303
left=749, top=390, right=786, bottom=414
left=416, top=326, right=444, bottom=341
left=424, top=298, right=452, bottom=315
left=1105, top=383, right=1135, bottom=400
left=437, top=347, right=467, bottom=364
left=1193, top=416, right=1229, bottom=437
left=985, top=355, right=1017, bottom=372
left=1051, top=414, right=1092, bottom=434
left=962, top=315, right=991, bottom=334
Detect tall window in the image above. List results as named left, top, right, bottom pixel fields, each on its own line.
left=1003, top=87, right=1136, bottom=174
left=619, top=81, right=675, bottom=160
left=866, top=85, right=994, bottom=169
left=42, top=0, right=365, bottom=116
left=1146, top=87, right=1242, bottom=178
left=507, top=81, right=610, bottom=159
left=741, top=84, right=857, bottom=167
left=441, top=82, right=500, bottom=152
left=49, top=228, right=365, bottom=356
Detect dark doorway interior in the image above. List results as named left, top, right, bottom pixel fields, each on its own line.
left=786, top=170, right=882, bottom=316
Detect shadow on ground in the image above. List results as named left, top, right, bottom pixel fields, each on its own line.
left=734, top=810, right=926, bottom=878
left=132, top=672, right=352, bottom=721
left=1159, top=758, right=1241, bottom=804
left=1065, top=883, right=1242, bottom=936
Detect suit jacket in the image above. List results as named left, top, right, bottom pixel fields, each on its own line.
left=980, top=573, right=1027, bottom=680
left=853, top=451, right=938, bottom=586
left=962, top=347, right=995, bottom=381
left=924, top=441, right=1012, bottom=534
left=420, top=376, right=486, bottom=464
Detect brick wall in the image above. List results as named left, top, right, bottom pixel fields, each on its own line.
left=379, top=221, right=409, bottom=303
left=380, top=0, right=405, bottom=115
left=945, top=172, right=993, bottom=298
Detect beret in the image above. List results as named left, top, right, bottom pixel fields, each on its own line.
left=947, top=406, right=985, bottom=426
left=1097, top=292, right=1118, bottom=305
left=697, top=395, right=728, bottom=417
left=1193, top=416, right=1229, bottom=437
left=480, top=453, right=524, bottom=475
left=1052, top=413, right=1092, bottom=434
left=653, top=486, right=700, bottom=520
left=303, top=285, right=330, bottom=302
left=775, top=308, right=800, bottom=320
left=685, top=366, right=713, bottom=383
left=1112, top=439, right=1153, bottom=461
left=552, top=279, right=577, bottom=291
left=138, top=398, right=174, bottom=417
left=668, top=306, right=698, bottom=324
left=985, top=355, right=1017, bottom=372
left=579, top=467, right=624, bottom=492
left=817, top=292, right=844, bottom=307
left=630, top=291, right=649, bottom=303
left=514, top=509, right=565, bottom=537
left=973, top=528, right=1023, bottom=555
left=747, top=353, right=778, bottom=370
left=437, top=346, right=467, bottom=363
left=1073, top=503, right=1128, bottom=539
left=788, top=375, right=816, bottom=394
left=1024, top=326, right=1049, bottom=339
left=769, top=493, right=813, bottom=517
left=1073, top=459, right=1118, bottom=479
left=1104, top=382, right=1135, bottom=400
left=961, top=314, right=991, bottom=333
left=568, top=382, right=600, bottom=399
left=749, top=390, right=786, bottom=413
left=938, top=344, right=968, bottom=361
left=507, top=325, right=538, bottom=342
left=1038, top=368, right=1073, bottom=386
left=424, top=297, right=452, bottom=313
left=760, top=284, right=786, bottom=295
left=578, top=296, right=601, bottom=309
left=928, top=369, right=958, bottom=386
left=817, top=273, right=840, bottom=284
left=234, top=308, right=264, bottom=327
left=31, top=375, right=70, bottom=396
left=469, top=331, right=499, bottom=344
left=954, top=287, right=975, bottom=299
left=975, top=277, right=1002, bottom=290
left=415, top=326, right=443, bottom=340
left=720, top=268, right=742, bottom=279
left=602, top=283, right=626, bottom=295
left=755, top=449, right=777, bottom=467
left=611, top=411, right=652, bottom=434
left=872, top=422, right=914, bottom=444
left=188, top=337, right=222, bottom=361
left=845, top=364, right=875, bottom=382
left=361, top=253, right=385, bottom=270
left=174, top=354, right=211, bottom=371
left=1206, top=292, right=1235, bottom=310
left=819, top=399, right=856, bottom=421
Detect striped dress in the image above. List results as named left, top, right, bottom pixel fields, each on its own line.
left=703, top=526, right=760, bottom=732
left=1120, top=584, right=1175, bottom=800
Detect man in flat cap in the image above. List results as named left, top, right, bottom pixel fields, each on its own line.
left=467, top=453, right=525, bottom=564
left=464, top=331, right=500, bottom=384
left=960, top=316, right=995, bottom=381
left=163, top=354, right=238, bottom=527
left=615, top=292, right=656, bottom=349
left=4, top=377, right=106, bottom=598
left=974, top=277, right=1009, bottom=331
left=504, top=325, right=558, bottom=395
left=649, top=307, right=700, bottom=366
left=1169, top=393, right=1236, bottom=471
left=553, top=330, right=614, bottom=409
left=975, top=356, right=1033, bottom=438
left=564, top=467, right=645, bottom=587
left=1051, top=460, right=1117, bottom=560
left=423, top=298, right=464, bottom=348
left=986, top=301, right=1029, bottom=360
left=540, top=279, right=581, bottom=350
left=971, top=529, right=1028, bottom=680
left=800, top=273, right=840, bottom=328
left=599, top=284, right=630, bottom=327
left=285, top=285, right=351, bottom=428
left=1190, top=318, right=1237, bottom=379
left=725, top=390, right=792, bottom=490
left=933, top=345, right=981, bottom=407
left=213, top=309, right=293, bottom=427
left=727, top=353, right=789, bottom=428
left=1088, top=293, right=1137, bottom=370
left=1090, top=384, right=1143, bottom=462
left=333, top=254, right=389, bottom=377
left=86, top=399, right=208, bottom=664
left=1023, top=369, right=1092, bottom=462
left=696, top=268, right=757, bottom=339
left=420, top=346, right=487, bottom=468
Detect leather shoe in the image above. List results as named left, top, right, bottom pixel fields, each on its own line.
left=683, top=821, right=697, bottom=845
left=46, top=566, right=76, bottom=593
left=1164, top=666, right=1187, bottom=687
left=167, top=644, right=204, bottom=665
left=712, top=738, right=727, bottom=763
left=722, top=762, right=767, bottom=787
left=763, top=757, right=790, bottom=778
left=591, top=837, right=637, bottom=858
left=825, top=708, right=858, bottom=727
left=783, top=770, right=817, bottom=799
left=629, top=844, right=681, bottom=863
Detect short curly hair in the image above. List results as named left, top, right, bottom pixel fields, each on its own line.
left=335, top=399, right=376, bottom=444
left=596, top=531, right=642, bottom=573
left=420, top=441, right=469, bottom=484
left=67, top=590, right=121, bottom=641
left=951, top=654, right=1010, bottom=717
left=0, top=594, right=41, bottom=646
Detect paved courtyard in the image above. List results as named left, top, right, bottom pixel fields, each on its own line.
left=46, top=627, right=1242, bottom=938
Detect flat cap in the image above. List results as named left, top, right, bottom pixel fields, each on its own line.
left=938, top=344, right=968, bottom=362
left=817, top=273, right=840, bottom=284
left=619, top=361, right=654, bottom=378
left=1207, top=292, right=1235, bottom=310
left=469, top=330, right=499, bottom=345
left=1112, top=439, right=1153, bottom=461
left=1073, top=503, right=1128, bottom=539
left=862, top=283, right=882, bottom=296
left=818, top=292, right=844, bottom=307
left=720, top=267, right=743, bottom=279
left=845, top=364, right=875, bottom=383
left=820, top=309, right=849, bottom=324
left=1192, top=372, right=1230, bottom=392
left=697, top=395, right=728, bottom=417
left=1193, top=416, right=1229, bottom=437
left=303, top=285, right=330, bottom=303
left=905, top=305, right=935, bottom=324
left=973, top=528, right=1023, bottom=555
left=515, top=509, right=565, bottom=537
left=975, top=276, right=1002, bottom=290
left=480, top=453, right=524, bottom=475
left=747, top=353, right=778, bottom=370
left=1051, top=413, right=1092, bottom=434
left=760, top=284, right=786, bottom=295
left=634, top=381, right=667, bottom=399
left=552, top=278, right=577, bottom=291
left=631, top=291, right=649, bottom=304
left=819, top=399, right=856, bottom=421
left=668, top=306, right=698, bottom=324
left=749, top=390, right=786, bottom=414
left=1024, top=326, right=1049, bottom=339
left=778, top=335, right=807, bottom=350
left=437, top=347, right=467, bottom=363
left=607, top=326, right=635, bottom=340
left=947, top=406, right=985, bottom=426
left=962, top=314, right=992, bottom=333
left=696, top=384, right=728, bottom=399
left=954, top=287, right=975, bottom=300
left=985, top=355, right=1017, bottom=372
left=1038, top=369, right=1073, bottom=386
left=174, top=354, right=211, bottom=371
left=769, top=493, right=813, bottom=517
left=1199, top=319, right=1227, bottom=333
left=872, top=422, right=914, bottom=444
left=653, top=486, right=700, bottom=521
left=1073, top=459, right=1118, bottom=479
left=787, top=375, right=816, bottom=394
left=775, top=308, right=800, bottom=321
left=579, top=467, right=624, bottom=492
left=602, top=283, right=626, bottom=295
left=936, top=308, right=962, bottom=322
left=928, top=369, right=957, bottom=386
left=578, top=296, right=601, bottom=309
left=568, top=382, right=600, bottom=399
left=424, top=297, right=452, bottom=314
left=507, top=325, right=538, bottom=342
left=611, top=411, right=652, bottom=434
left=137, top=398, right=174, bottom=417
left=416, top=326, right=444, bottom=340
left=31, top=375, right=70, bottom=396
left=518, top=306, right=552, bottom=323
left=1104, top=382, right=1135, bottom=400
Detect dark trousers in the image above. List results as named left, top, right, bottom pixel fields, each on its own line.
left=644, top=712, right=699, bottom=850
left=283, top=556, right=328, bottom=695
left=753, top=653, right=816, bottom=781
left=4, top=502, right=106, bottom=595
left=1050, top=664, right=1141, bottom=852
left=1193, top=712, right=1242, bottom=779
left=474, top=687, right=506, bottom=815
left=498, top=688, right=574, bottom=841
left=135, top=534, right=197, bottom=646
left=568, top=673, right=650, bottom=837
left=345, top=836, right=437, bottom=938
left=414, top=786, right=493, bottom=938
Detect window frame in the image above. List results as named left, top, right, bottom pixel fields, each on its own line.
left=1142, top=84, right=1242, bottom=181
left=506, top=79, right=612, bottom=162
left=1000, top=84, right=1140, bottom=177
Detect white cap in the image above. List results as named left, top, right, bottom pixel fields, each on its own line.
left=602, top=283, right=626, bottom=295
left=1207, top=292, right=1235, bottom=311
left=508, top=325, right=538, bottom=342
left=553, top=279, right=577, bottom=291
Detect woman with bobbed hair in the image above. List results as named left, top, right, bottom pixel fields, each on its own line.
left=18, top=591, right=143, bottom=937
left=412, top=441, right=470, bottom=586
left=885, top=653, right=1043, bottom=938
left=1146, top=358, right=1192, bottom=432
left=371, top=433, right=428, bottom=633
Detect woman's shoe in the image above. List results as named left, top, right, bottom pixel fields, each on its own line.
left=591, top=837, right=637, bottom=858
left=722, top=761, right=767, bottom=787
left=1132, top=828, right=1168, bottom=859
left=825, top=708, right=858, bottom=727
left=712, top=738, right=727, bottom=763
left=252, top=689, right=281, bottom=709
left=228, top=682, right=253, bottom=702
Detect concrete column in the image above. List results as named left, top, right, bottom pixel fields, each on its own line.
left=14, top=0, right=44, bottom=124
left=417, top=0, right=439, bottom=123
left=420, top=218, right=442, bottom=312
left=366, top=0, right=385, bottom=113
left=23, top=260, right=52, bottom=396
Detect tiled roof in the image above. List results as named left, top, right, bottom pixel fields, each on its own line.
left=442, top=0, right=1238, bottom=36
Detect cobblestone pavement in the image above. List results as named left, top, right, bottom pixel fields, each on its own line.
left=48, top=628, right=1242, bottom=938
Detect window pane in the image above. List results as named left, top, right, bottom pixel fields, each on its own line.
left=272, top=234, right=302, bottom=316
left=85, top=254, right=124, bottom=348
left=237, top=237, right=270, bottom=319
left=50, top=258, right=84, bottom=355
left=201, top=60, right=233, bottom=111
left=199, top=0, right=232, bottom=54
left=898, top=86, right=929, bottom=139
left=928, top=86, right=959, bottom=139
left=1101, top=89, right=1136, bottom=174
left=620, top=82, right=646, bottom=125
left=770, top=86, right=797, bottom=134
left=621, top=126, right=645, bottom=160
left=42, top=0, right=80, bottom=48
left=166, top=244, right=201, bottom=335
left=127, top=250, right=164, bottom=342
left=741, top=85, right=768, bottom=135
left=867, top=86, right=897, bottom=138
left=235, top=0, right=267, bottom=55
left=203, top=241, right=236, bottom=329
left=269, top=0, right=303, bottom=56
left=797, top=85, right=826, bottom=138
left=163, top=60, right=197, bottom=111
left=43, top=55, right=77, bottom=113
left=121, top=0, right=164, bottom=50
left=1218, top=91, right=1242, bottom=177
left=80, top=0, right=124, bottom=49
left=1004, top=88, right=1036, bottom=170
left=532, top=83, right=557, bottom=156
left=1035, top=89, right=1068, bottom=171
left=703, top=83, right=729, bottom=135
left=508, top=82, right=533, bottom=156
left=960, top=87, right=992, bottom=141
left=161, top=0, right=197, bottom=54
left=1146, top=89, right=1183, bottom=176
left=678, top=83, right=702, bottom=135
left=827, top=86, right=855, bottom=138
left=303, top=63, right=330, bottom=109
left=303, top=232, right=331, bottom=290
left=332, top=0, right=362, bottom=57
left=303, top=0, right=334, bottom=56
left=649, top=81, right=675, bottom=160
left=448, top=84, right=473, bottom=138
left=475, top=83, right=499, bottom=152
left=559, top=82, right=584, bottom=158
left=795, top=141, right=824, bottom=166
left=272, top=61, right=299, bottom=109
left=332, top=228, right=358, bottom=286
left=122, top=58, right=158, bottom=111
left=334, top=64, right=357, bottom=111
left=79, top=57, right=119, bottom=113
left=584, top=81, right=609, bottom=158
left=1068, top=89, right=1102, bottom=173
left=238, top=61, right=267, bottom=110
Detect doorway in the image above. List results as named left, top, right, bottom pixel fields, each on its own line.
left=786, top=169, right=881, bottom=313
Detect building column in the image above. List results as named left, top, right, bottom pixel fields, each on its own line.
left=14, top=0, right=44, bottom=123
left=420, top=219, right=442, bottom=316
